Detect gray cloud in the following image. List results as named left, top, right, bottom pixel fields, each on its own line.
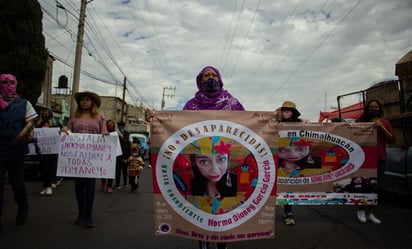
left=39, top=0, right=412, bottom=120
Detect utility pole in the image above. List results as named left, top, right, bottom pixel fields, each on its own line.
left=121, top=76, right=127, bottom=123
left=70, top=0, right=88, bottom=112
left=161, top=86, right=176, bottom=110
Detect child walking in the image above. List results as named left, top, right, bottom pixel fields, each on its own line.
left=128, top=146, right=144, bottom=192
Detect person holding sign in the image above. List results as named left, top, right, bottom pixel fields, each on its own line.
left=356, top=99, right=395, bottom=224
left=100, top=119, right=117, bottom=194
left=277, top=101, right=304, bottom=226
left=36, top=108, right=61, bottom=196
left=0, top=74, right=37, bottom=230
left=61, top=91, right=108, bottom=228
left=146, top=66, right=244, bottom=249
left=184, top=66, right=244, bottom=249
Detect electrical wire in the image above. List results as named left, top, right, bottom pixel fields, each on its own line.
left=228, top=0, right=261, bottom=80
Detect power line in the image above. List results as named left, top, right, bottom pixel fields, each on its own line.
left=268, top=0, right=362, bottom=98
left=228, top=0, right=261, bottom=80
left=251, top=0, right=329, bottom=100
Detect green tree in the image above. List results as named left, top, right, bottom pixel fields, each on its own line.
left=0, top=0, right=48, bottom=105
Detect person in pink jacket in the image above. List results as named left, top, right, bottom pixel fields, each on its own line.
left=62, top=91, right=108, bottom=228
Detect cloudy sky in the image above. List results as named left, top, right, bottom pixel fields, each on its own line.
left=38, top=0, right=412, bottom=121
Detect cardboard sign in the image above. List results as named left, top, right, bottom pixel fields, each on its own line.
left=57, top=133, right=117, bottom=179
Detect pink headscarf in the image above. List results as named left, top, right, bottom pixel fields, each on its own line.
left=0, top=74, right=19, bottom=110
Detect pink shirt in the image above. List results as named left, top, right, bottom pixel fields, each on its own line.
left=67, top=113, right=108, bottom=135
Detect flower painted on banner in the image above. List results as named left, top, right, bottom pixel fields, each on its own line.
left=213, top=140, right=232, bottom=155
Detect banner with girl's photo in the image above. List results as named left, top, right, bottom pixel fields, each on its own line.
left=276, top=122, right=378, bottom=205
left=150, top=111, right=277, bottom=242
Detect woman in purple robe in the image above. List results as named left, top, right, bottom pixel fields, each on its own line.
left=183, top=66, right=244, bottom=111
left=185, top=66, right=243, bottom=249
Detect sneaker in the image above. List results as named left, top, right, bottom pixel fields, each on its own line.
left=148, top=164, right=152, bottom=168
left=131, top=185, right=137, bottom=193
left=114, top=185, right=121, bottom=190
left=285, top=215, right=295, bottom=225
left=45, top=187, right=53, bottom=196
left=51, top=183, right=57, bottom=188
left=40, top=188, right=46, bottom=196
left=83, top=220, right=94, bottom=228
left=367, top=213, right=382, bottom=224
left=357, top=210, right=367, bottom=223
left=56, top=178, right=64, bottom=186
left=107, top=187, right=113, bottom=194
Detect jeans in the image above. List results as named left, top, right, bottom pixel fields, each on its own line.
left=74, top=178, right=96, bottom=222
left=0, top=157, right=28, bottom=218
left=40, top=155, right=58, bottom=188
left=283, top=204, right=293, bottom=216
left=115, top=158, right=128, bottom=186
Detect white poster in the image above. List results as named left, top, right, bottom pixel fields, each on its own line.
left=57, top=133, right=118, bottom=179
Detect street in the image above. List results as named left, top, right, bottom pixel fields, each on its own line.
left=1, top=166, right=411, bottom=249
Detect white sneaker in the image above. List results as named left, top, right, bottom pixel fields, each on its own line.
left=40, top=189, right=46, bottom=195
left=357, top=210, right=367, bottom=223
left=368, top=213, right=382, bottom=224
left=45, top=187, right=53, bottom=196
left=51, top=183, right=57, bottom=188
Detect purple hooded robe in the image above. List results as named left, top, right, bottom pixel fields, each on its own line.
left=183, top=66, right=245, bottom=111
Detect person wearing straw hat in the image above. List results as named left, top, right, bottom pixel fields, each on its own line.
left=278, top=100, right=303, bottom=225
left=62, top=90, right=108, bottom=228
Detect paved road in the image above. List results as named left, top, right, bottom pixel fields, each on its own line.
left=1, top=167, right=411, bottom=249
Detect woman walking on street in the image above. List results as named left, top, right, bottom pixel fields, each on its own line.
left=62, top=91, right=108, bottom=228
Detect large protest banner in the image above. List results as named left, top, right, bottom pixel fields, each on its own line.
left=276, top=122, right=378, bottom=205
left=57, top=133, right=118, bottom=179
left=151, top=111, right=277, bottom=242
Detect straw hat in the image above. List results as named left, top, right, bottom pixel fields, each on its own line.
left=281, top=101, right=301, bottom=117
left=74, top=91, right=101, bottom=107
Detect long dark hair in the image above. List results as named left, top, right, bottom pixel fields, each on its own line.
left=359, top=99, right=383, bottom=122
left=189, top=154, right=236, bottom=197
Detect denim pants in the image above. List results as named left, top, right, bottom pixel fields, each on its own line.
left=74, top=178, right=96, bottom=222
left=0, top=157, right=28, bottom=218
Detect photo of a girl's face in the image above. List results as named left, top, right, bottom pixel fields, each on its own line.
left=278, top=146, right=310, bottom=161
left=194, top=154, right=229, bottom=183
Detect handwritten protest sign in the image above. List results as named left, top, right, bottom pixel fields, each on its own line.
left=276, top=122, right=378, bottom=205
left=151, top=111, right=277, bottom=243
left=110, top=131, right=123, bottom=156
left=27, top=128, right=60, bottom=155
left=57, top=133, right=117, bottom=179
